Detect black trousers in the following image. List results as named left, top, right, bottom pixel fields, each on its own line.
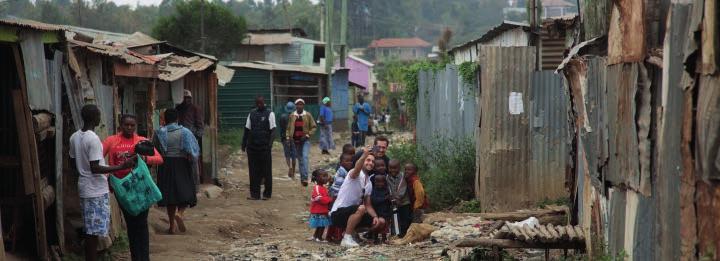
left=247, top=149, right=272, bottom=198
left=120, top=207, right=150, bottom=261
left=396, top=204, right=413, bottom=238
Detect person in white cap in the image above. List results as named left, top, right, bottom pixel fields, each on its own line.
left=318, top=97, right=336, bottom=154
left=286, top=98, right=317, bottom=187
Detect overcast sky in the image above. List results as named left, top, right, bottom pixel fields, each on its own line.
left=107, top=0, right=319, bottom=8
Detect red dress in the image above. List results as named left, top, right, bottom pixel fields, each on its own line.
left=310, top=185, right=332, bottom=215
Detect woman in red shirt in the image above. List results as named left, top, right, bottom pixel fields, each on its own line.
left=102, top=114, right=162, bottom=261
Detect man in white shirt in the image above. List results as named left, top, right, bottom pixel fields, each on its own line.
left=241, top=96, right=277, bottom=200
left=330, top=146, right=387, bottom=247
left=69, top=104, right=135, bottom=261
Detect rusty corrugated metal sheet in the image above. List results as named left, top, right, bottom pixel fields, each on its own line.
left=695, top=75, right=720, bottom=257
left=654, top=4, right=689, bottom=260
left=0, top=18, right=64, bottom=31
left=581, top=0, right=610, bottom=40
left=607, top=0, right=646, bottom=65
left=605, top=63, right=641, bottom=188
left=477, top=46, right=571, bottom=211
left=530, top=71, right=572, bottom=201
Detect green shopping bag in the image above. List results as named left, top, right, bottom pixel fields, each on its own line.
left=109, top=158, right=162, bottom=216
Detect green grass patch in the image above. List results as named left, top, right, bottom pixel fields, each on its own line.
left=536, top=197, right=571, bottom=208
left=219, top=129, right=244, bottom=152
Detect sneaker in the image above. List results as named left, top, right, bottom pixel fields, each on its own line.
left=340, top=234, right=360, bottom=248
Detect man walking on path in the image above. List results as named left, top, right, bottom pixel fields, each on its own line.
left=287, top=99, right=317, bottom=187
left=279, top=101, right=297, bottom=179
left=353, top=95, right=372, bottom=146
left=318, top=97, right=336, bottom=155
left=70, top=104, right=136, bottom=261
left=176, top=89, right=210, bottom=184
left=242, top=96, right=276, bottom=200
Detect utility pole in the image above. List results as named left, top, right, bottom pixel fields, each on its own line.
left=340, top=0, right=347, bottom=67
left=320, top=0, right=324, bottom=42
left=530, top=0, right=541, bottom=71
left=200, top=0, right=206, bottom=53
left=325, top=0, right=334, bottom=93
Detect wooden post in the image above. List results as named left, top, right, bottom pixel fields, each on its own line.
left=12, top=45, right=48, bottom=261
left=147, top=79, right=157, bottom=138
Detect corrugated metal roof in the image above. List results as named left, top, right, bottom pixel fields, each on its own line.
left=157, top=55, right=214, bottom=82
left=215, top=65, right=235, bottom=87
left=450, top=21, right=530, bottom=53
left=0, top=17, right=65, bottom=31
left=242, top=32, right=324, bottom=46
left=349, top=55, right=374, bottom=67
left=227, top=61, right=327, bottom=75
left=368, top=37, right=431, bottom=48
left=68, top=39, right=146, bottom=64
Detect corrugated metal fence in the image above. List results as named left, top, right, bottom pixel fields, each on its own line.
left=477, top=46, right=571, bottom=212
left=416, top=64, right=477, bottom=149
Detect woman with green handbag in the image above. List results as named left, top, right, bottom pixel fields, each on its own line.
left=153, top=108, right=200, bottom=235
left=103, top=114, right=163, bottom=261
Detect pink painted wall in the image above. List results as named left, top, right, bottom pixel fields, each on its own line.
left=345, top=57, right=371, bottom=89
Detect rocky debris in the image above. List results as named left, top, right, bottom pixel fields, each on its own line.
left=209, top=237, right=447, bottom=261
left=201, top=184, right=224, bottom=199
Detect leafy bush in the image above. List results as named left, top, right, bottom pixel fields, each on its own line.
left=453, top=200, right=482, bottom=213
left=387, top=136, right=476, bottom=211
left=386, top=142, right=426, bottom=171
left=219, top=129, right=244, bottom=152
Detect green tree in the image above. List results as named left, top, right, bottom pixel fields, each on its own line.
left=152, top=0, right=246, bottom=59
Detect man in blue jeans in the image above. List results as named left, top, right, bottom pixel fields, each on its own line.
left=353, top=95, right=372, bottom=146
left=286, top=99, right=317, bottom=186
left=318, top=97, right=335, bottom=154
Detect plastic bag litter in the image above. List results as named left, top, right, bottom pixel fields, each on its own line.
left=506, top=217, right=540, bottom=229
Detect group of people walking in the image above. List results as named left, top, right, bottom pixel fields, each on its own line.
left=70, top=90, right=204, bottom=261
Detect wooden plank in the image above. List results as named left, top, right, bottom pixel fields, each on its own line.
left=12, top=46, right=34, bottom=195
left=147, top=79, right=156, bottom=138
left=454, top=238, right=585, bottom=249
left=12, top=45, right=48, bottom=261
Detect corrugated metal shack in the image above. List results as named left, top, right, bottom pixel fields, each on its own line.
left=0, top=18, right=224, bottom=260
left=220, top=61, right=331, bottom=131
left=0, top=18, right=66, bottom=261
left=415, top=64, right=477, bottom=149
left=475, top=46, right=572, bottom=212
left=235, top=28, right=325, bottom=66
left=558, top=0, right=720, bottom=258
left=450, top=17, right=577, bottom=70
left=65, top=27, right=221, bottom=184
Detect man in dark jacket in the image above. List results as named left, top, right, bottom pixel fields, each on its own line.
left=242, top=96, right=276, bottom=200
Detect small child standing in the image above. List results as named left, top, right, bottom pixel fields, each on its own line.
left=387, top=160, right=412, bottom=237
left=309, top=170, right=332, bottom=241
left=372, top=158, right=387, bottom=176
left=351, top=115, right=361, bottom=147
left=369, top=174, right=392, bottom=243
left=405, top=163, right=428, bottom=223
left=330, top=153, right=354, bottom=198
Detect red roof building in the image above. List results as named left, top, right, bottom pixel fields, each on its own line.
left=368, top=37, right=432, bottom=62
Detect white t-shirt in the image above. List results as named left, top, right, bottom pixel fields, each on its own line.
left=69, top=130, right=109, bottom=198
left=330, top=169, right=372, bottom=214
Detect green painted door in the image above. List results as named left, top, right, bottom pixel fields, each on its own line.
left=218, top=68, right=271, bottom=130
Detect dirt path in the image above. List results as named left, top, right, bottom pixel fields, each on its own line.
left=145, top=135, right=447, bottom=260
left=144, top=141, right=329, bottom=260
